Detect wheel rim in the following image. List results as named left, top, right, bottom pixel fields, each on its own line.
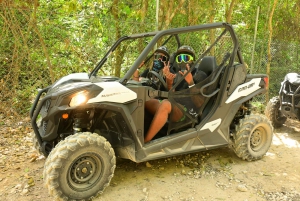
left=250, top=127, right=266, bottom=151
left=68, top=153, right=103, bottom=191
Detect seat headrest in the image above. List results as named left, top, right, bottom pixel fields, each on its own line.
left=197, top=56, right=218, bottom=76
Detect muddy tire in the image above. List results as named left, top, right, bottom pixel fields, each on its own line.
left=233, top=114, right=273, bottom=161
left=43, top=132, right=116, bottom=201
left=265, top=96, right=287, bottom=128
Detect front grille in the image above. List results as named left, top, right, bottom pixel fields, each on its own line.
left=43, top=121, right=48, bottom=132
left=44, top=99, right=51, bottom=112
left=37, top=99, right=51, bottom=137
left=39, top=99, right=51, bottom=118
left=282, top=82, right=300, bottom=104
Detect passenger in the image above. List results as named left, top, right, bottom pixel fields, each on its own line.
left=144, top=45, right=207, bottom=143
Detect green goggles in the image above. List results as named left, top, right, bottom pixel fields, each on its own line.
left=176, top=54, right=194, bottom=63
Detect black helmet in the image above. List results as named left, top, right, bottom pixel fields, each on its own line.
left=155, top=46, right=170, bottom=58
left=176, top=45, right=195, bottom=58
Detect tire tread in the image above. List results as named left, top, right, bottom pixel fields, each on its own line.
left=233, top=114, right=273, bottom=161
left=43, top=132, right=116, bottom=201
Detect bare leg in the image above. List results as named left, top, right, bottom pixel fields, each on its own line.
left=169, top=104, right=184, bottom=122
left=145, top=99, right=160, bottom=115
left=144, top=100, right=171, bottom=143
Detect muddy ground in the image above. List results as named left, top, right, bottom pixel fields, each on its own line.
left=0, top=117, right=299, bottom=201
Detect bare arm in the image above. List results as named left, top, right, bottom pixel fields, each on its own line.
left=131, top=61, right=145, bottom=81
left=132, top=69, right=140, bottom=81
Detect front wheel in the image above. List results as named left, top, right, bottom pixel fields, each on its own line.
left=265, top=96, right=287, bottom=128
left=43, top=132, right=116, bottom=201
left=233, top=114, right=273, bottom=161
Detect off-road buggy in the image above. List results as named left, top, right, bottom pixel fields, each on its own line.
left=265, top=73, right=300, bottom=128
left=30, top=22, right=273, bottom=201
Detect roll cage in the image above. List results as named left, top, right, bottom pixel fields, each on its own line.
left=89, top=22, right=244, bottom=86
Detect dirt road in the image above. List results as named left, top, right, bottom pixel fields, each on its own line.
left=0, top=118, right=299, bottom=201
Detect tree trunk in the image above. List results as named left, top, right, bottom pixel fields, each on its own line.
left=297, top=1, right=300, bottom=39
left=112, top=0, right=122, bottom=77
left=209, top=1, right=216, bottom=56
left=161, top=0, right=185, bottom=29
left=139, top=0, right=148, bottom=52
left=32, top=0, right=54, bottom=83
left=225, top=0, right=237, bottom=23
left=266, top=0, right=278, bottom=102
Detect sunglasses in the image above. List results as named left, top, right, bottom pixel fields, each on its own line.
left=176, top=54, right=194, bottom=63
left=154, top=54, right=168, bottom=62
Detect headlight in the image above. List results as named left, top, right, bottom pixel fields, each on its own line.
left=69, top=91, right=88, bottom=107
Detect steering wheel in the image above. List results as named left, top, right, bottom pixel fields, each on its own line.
left=147, top=70, right=168, bottom=90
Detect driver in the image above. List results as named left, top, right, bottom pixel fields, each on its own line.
left=132, top=46, right=175, bottom=90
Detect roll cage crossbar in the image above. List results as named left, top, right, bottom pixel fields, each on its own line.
left=89, top=22, right=242, bottom=85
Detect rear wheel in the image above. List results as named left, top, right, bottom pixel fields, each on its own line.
left=43, top=132, right=116, bottom=201
left=265, top=96, right=287, bottom=128
left=233, top=114, right=273, bottom=161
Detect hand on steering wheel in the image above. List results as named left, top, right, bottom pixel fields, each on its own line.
left=147, top=70, right=168, bottom=90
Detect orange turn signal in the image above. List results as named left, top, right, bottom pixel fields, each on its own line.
left=62, top=113, right=69, bottom=119
left=264, top=77, right=269, bottom=89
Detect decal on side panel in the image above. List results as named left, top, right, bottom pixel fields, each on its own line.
left=200, top=118, right=221, bottom=132
left=87, top=82, right=137, bottom=103
left=225, top=78, right=261, bottom=104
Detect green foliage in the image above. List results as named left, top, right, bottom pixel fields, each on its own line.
left=251, top=100, right=266, bottom=114
left=1, top=0, right=300, bottom=116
